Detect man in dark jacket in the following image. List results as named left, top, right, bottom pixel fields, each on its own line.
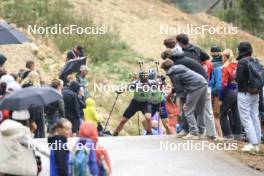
left=29, top=106, right=45, bottom=138
left=161, top=46, right=211, bottom=138
left=161, top=47, right=208, bottom=80
left=176, top=33, right=209, bottom=62
left=161, top=59, right=208, bottom=140
left=236, top=42, right=261, bottom=152
left=45, top=79, right=65, bottom=132
left=62, top=81, right=81, bottom=135
left=66, top=45, right=84, bottom=61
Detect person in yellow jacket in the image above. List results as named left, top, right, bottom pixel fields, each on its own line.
left=83, top=97, right=99, bottom=126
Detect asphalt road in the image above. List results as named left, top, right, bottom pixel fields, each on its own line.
left=36, top=135, right=264, bottom=176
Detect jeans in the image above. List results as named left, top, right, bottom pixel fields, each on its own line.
left=204, top=88, right=217, bottom=137
left=184, top=86, right=207, bottom=135
left=237, top=92, right=261, bottom=145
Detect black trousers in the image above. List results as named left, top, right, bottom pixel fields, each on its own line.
left=220, top=89, right=242, bottom=136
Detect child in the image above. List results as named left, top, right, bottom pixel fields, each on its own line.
left=79, top=122, right=112, bottom=176
left=166, top=93, right=179, bottom=134
left=83, top=98, right=99, bottom=126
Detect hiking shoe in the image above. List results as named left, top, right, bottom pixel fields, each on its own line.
left=224, top=135, right=234, bottom=140
left=207, top=136, right=216, bottom=140
left=234, top=134, right=247, bottom=142
left=214, top=137, right=225, bottom=142
left=182, top=133, right=199, bottom=140
left=255, top=146, right=260, bottom=152
left=199, top=131, right=207, bottom=140
left=113, top=131, right=119, bottom=136
left=146, top=131, right=153, bottom=135
left=241, top=143, right=259, bottom=153
left=176, top=130, right=187, bottom=138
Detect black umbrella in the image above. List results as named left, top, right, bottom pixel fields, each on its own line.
left=59, top=57, right=87, bottom=83
left=0, top=21, right=29, bottom=45
left=0, top=87, right=62, bottom=110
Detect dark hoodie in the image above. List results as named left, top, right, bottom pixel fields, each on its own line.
left=171, top=54, right=208, bottom=81
left=182, top=44, right=207, bottom=62
left=235, top=42, right=253, bottom=93
left=69, top=81, right=81, bottom=93
left=235, top=56, right=251, bottom=92
left=62, top=81, right=81, bottom=133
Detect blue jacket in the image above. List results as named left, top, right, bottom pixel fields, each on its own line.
left=210, top=66, right=222, bottom=96
left=210, top=56, right=223, bottom=96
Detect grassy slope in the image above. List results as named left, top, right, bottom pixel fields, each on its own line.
left=1, top=0, right=264, bottom=136
left=73, top=0, right=264, bottom=136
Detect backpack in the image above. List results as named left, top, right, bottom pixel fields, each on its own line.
left=70, top=145, right=92, bottom=176
left=247, top=58, right=264, bottom=94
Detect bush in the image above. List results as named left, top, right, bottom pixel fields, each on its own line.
left=213, top=0, right=264, bottom=39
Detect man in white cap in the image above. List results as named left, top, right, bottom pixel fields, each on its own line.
left=76, top=65, right=90, bottom=99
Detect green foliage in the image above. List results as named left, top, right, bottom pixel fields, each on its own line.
left=214, top=0, right=264, bottom=39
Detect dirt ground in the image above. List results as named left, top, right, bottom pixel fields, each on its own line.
left=228, top=142, right=264, bottom=173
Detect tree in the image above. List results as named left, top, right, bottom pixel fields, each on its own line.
left=238, top=0, right=263, bottom=35
left=214, top=0, right=264, bottom=38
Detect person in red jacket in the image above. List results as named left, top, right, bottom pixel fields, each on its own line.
left=220, top=49, right=242, bottom=139
left=165, top=91, right=179, bottom=135
left=201, top=60, right=214, bottom=81
left=0, top=110, right=10, bottom=123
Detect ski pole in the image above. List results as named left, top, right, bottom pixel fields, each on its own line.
left=104, top=93, right=120, bottom=132
left=154, top=60, right=160, bottom=73
left=138, top=60, right=144, bottom=71
left=137, top=112, right=141, bottom=135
